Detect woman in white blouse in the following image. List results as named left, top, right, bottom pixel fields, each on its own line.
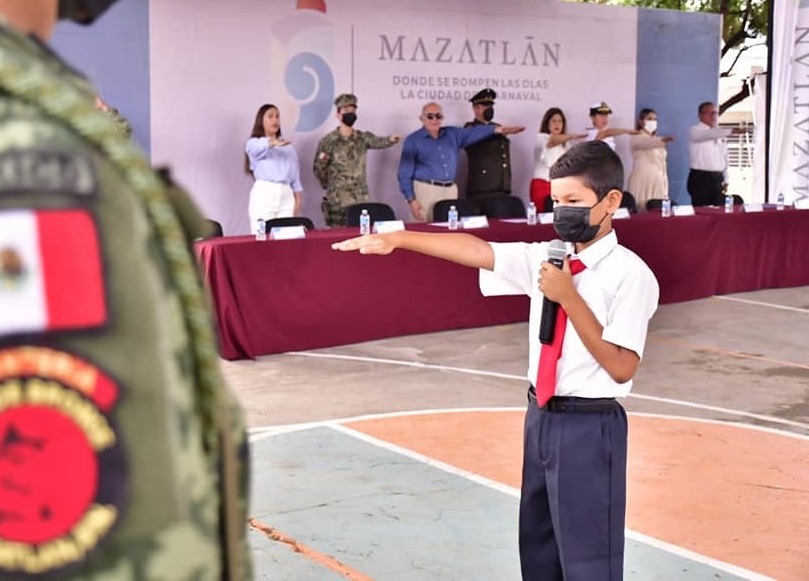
left=244, top=103, right=303, bottom=233
left=627, top=108, right=674, bottom=211
left=530, top=107, right=585, bottom=211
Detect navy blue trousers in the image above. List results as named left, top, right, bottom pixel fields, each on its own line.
left=519, top=397, right=628, bottom=581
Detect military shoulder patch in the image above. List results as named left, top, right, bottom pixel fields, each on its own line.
left=0, top=209, right=107, bottom=337
left=0, top=345, right=126, bottom=577
left=0, top=149, right=96, bottom=197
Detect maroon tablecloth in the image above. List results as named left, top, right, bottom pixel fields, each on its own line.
left=197, top=209, right=809, bottom=360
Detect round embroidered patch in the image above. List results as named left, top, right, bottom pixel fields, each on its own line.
left=0, top=346, right=126, bottom=577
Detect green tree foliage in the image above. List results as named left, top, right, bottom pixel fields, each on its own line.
left=575, top=0, right=768, bottom=112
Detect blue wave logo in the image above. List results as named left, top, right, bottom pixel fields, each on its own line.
left=284, top=52, right=334, bottom=132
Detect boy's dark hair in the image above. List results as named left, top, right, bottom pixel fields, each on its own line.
left=549, top=140, right=624, bottom=200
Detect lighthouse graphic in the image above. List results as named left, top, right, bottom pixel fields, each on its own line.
left=271, top=1, right=335, bottom=133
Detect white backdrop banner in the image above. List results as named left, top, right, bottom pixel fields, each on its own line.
left=770, top=0, right=809, bottom=204
left=151, top=0, right=639, bottom=234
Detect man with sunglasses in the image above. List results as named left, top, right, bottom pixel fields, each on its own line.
left=398, top=102, right=524, bottom=221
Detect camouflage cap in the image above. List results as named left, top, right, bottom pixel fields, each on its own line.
left=334, top=93, right=358, bottom=109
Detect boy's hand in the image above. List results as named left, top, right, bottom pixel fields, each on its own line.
left=538, top=257, right=576, bottom=303
left=332, top=233, right=396, bottom=255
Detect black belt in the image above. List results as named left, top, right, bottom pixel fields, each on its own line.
left=689, top=169, right=723, bottom=176
left=527, top=385, right=617, bottom=413
left=418, top=179, right=455, bottom=187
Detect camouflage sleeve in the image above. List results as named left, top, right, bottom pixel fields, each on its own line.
left=313, top=137, right=331, bottom=188
left=362, top=130, right=396, bottom=150
left=106, top=107, right=132, bottom=138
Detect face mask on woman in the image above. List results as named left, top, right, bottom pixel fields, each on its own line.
left=643, top=119, right=658, bottom=134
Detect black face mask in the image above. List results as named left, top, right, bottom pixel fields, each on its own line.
left=552, top=197, right=608, bottom=243
left=58, top=0, right=118, bottom=24
left=483, top=107, right=494, bottom=122
left=341, top=112, right=357, bottom=127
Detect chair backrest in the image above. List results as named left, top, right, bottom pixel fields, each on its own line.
left=205, top=219, right=223, bottom=238
left=478, top=195, right=526, bottom=219
left=432, top=199, right=480, bottom=222
left=620, top=191, right=638, bottom=213
left=645, top=199, right=670, bottom=211
left=265, top=216, right=315, bottom=231
left=344, top=202, right=396, bottom=227
left=732, top=194, right=745, bottom=206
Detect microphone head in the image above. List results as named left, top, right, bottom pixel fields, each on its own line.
left=547, top=239, right=567, bottom=262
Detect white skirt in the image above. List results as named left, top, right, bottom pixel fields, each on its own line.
left=248, top=180, right=295, bottom=233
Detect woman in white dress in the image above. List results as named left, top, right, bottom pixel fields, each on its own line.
left=627, top=108, right=674, bottom=211
left=244, top=103, right=303, bottom=233
left=530, top=107, right=585, bottom=211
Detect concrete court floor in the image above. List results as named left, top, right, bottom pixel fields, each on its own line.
left=221, top=286, right=809, bottom=581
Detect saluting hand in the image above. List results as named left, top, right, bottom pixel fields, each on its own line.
left=496, top=125, right=526, bottom=135
left=332, top=233, right=396, bottom=255
left=271, top=138, right=292, bottom=147
left=538, top=257, right=576, bottom=304
left=389, top=135, right=401, bottom=143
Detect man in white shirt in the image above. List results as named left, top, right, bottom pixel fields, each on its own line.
left=687, top=101, right=744, bottom=206
left=333, top=141, right=660, bottom=580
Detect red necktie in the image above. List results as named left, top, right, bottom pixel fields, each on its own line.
left=535, top=258, right=586, bottom=407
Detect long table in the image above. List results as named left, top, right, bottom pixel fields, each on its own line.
left=196, top=208, right=809, bottom=360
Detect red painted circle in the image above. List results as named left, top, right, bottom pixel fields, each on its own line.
left=0, top=405, right=98, bottom=543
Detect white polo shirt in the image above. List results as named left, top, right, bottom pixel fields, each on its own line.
left=688, top=122, right=731, bottom=175
left=584, top=128, right=616, bottom=151
left=479, top=230, right=659, bottom=398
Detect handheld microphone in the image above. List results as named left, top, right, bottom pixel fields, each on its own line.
left=539, top=239, right=567, bottom=345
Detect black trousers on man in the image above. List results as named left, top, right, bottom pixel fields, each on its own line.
left=687, top=169, right=724, bottom=206
left=519, top=390, right=628, bottom=581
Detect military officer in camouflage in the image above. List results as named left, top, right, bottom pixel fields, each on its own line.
left=463, top=88, right=519, bottom=204
left=314, top=93, right=400, bottom=227
left=0, top=1, right=251, bottom=579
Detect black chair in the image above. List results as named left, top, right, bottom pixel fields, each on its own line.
left=477, top=195, right=526, bottom=219
left=732, top=194, right=745, bottom=206
left=344, top=202, right=396, bottom=227
left=265, top=216, right=315, bottom=231
left=204, top=219, right=223, bottom=238
left=620, top=191, right=638, bottom=214
left=542, top=196, right=555, bottom=213
left=645, top=199, right=673, bottom=212
left=432, top=199, right=480, bottom=222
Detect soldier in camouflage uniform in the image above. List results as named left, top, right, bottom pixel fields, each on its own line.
left=313, top=93, right=400, bottom=227
left=0, top=2, right=251, bottom=579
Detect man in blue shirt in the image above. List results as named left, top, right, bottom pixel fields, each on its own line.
left=398, top=102, right=524, bottom=221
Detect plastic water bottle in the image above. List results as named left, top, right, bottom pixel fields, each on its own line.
left=526, top=201, right=537, bottom=225
left=776, top=192, right=785, bottom=211
left=447, top=205, right=459, bottom=230
left=359, top=209, right=371, bottom=235
left=661, top=197, right=671, bottom=218
left=255, top=218, right=266, bottom=241
left=724, top=194, right=733, bottom=214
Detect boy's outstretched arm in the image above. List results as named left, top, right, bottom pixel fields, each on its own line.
left=332, top=231, right=495, bottom=270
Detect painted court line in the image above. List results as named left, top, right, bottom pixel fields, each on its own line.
left=330, top=422, right=774, bottom=581
left=284, top=352, right=809, bottom=431
left=713, top=294, right=809, bottom=314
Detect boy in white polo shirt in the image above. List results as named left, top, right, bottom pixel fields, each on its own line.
left=333, top=140, right=659, bottom=580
